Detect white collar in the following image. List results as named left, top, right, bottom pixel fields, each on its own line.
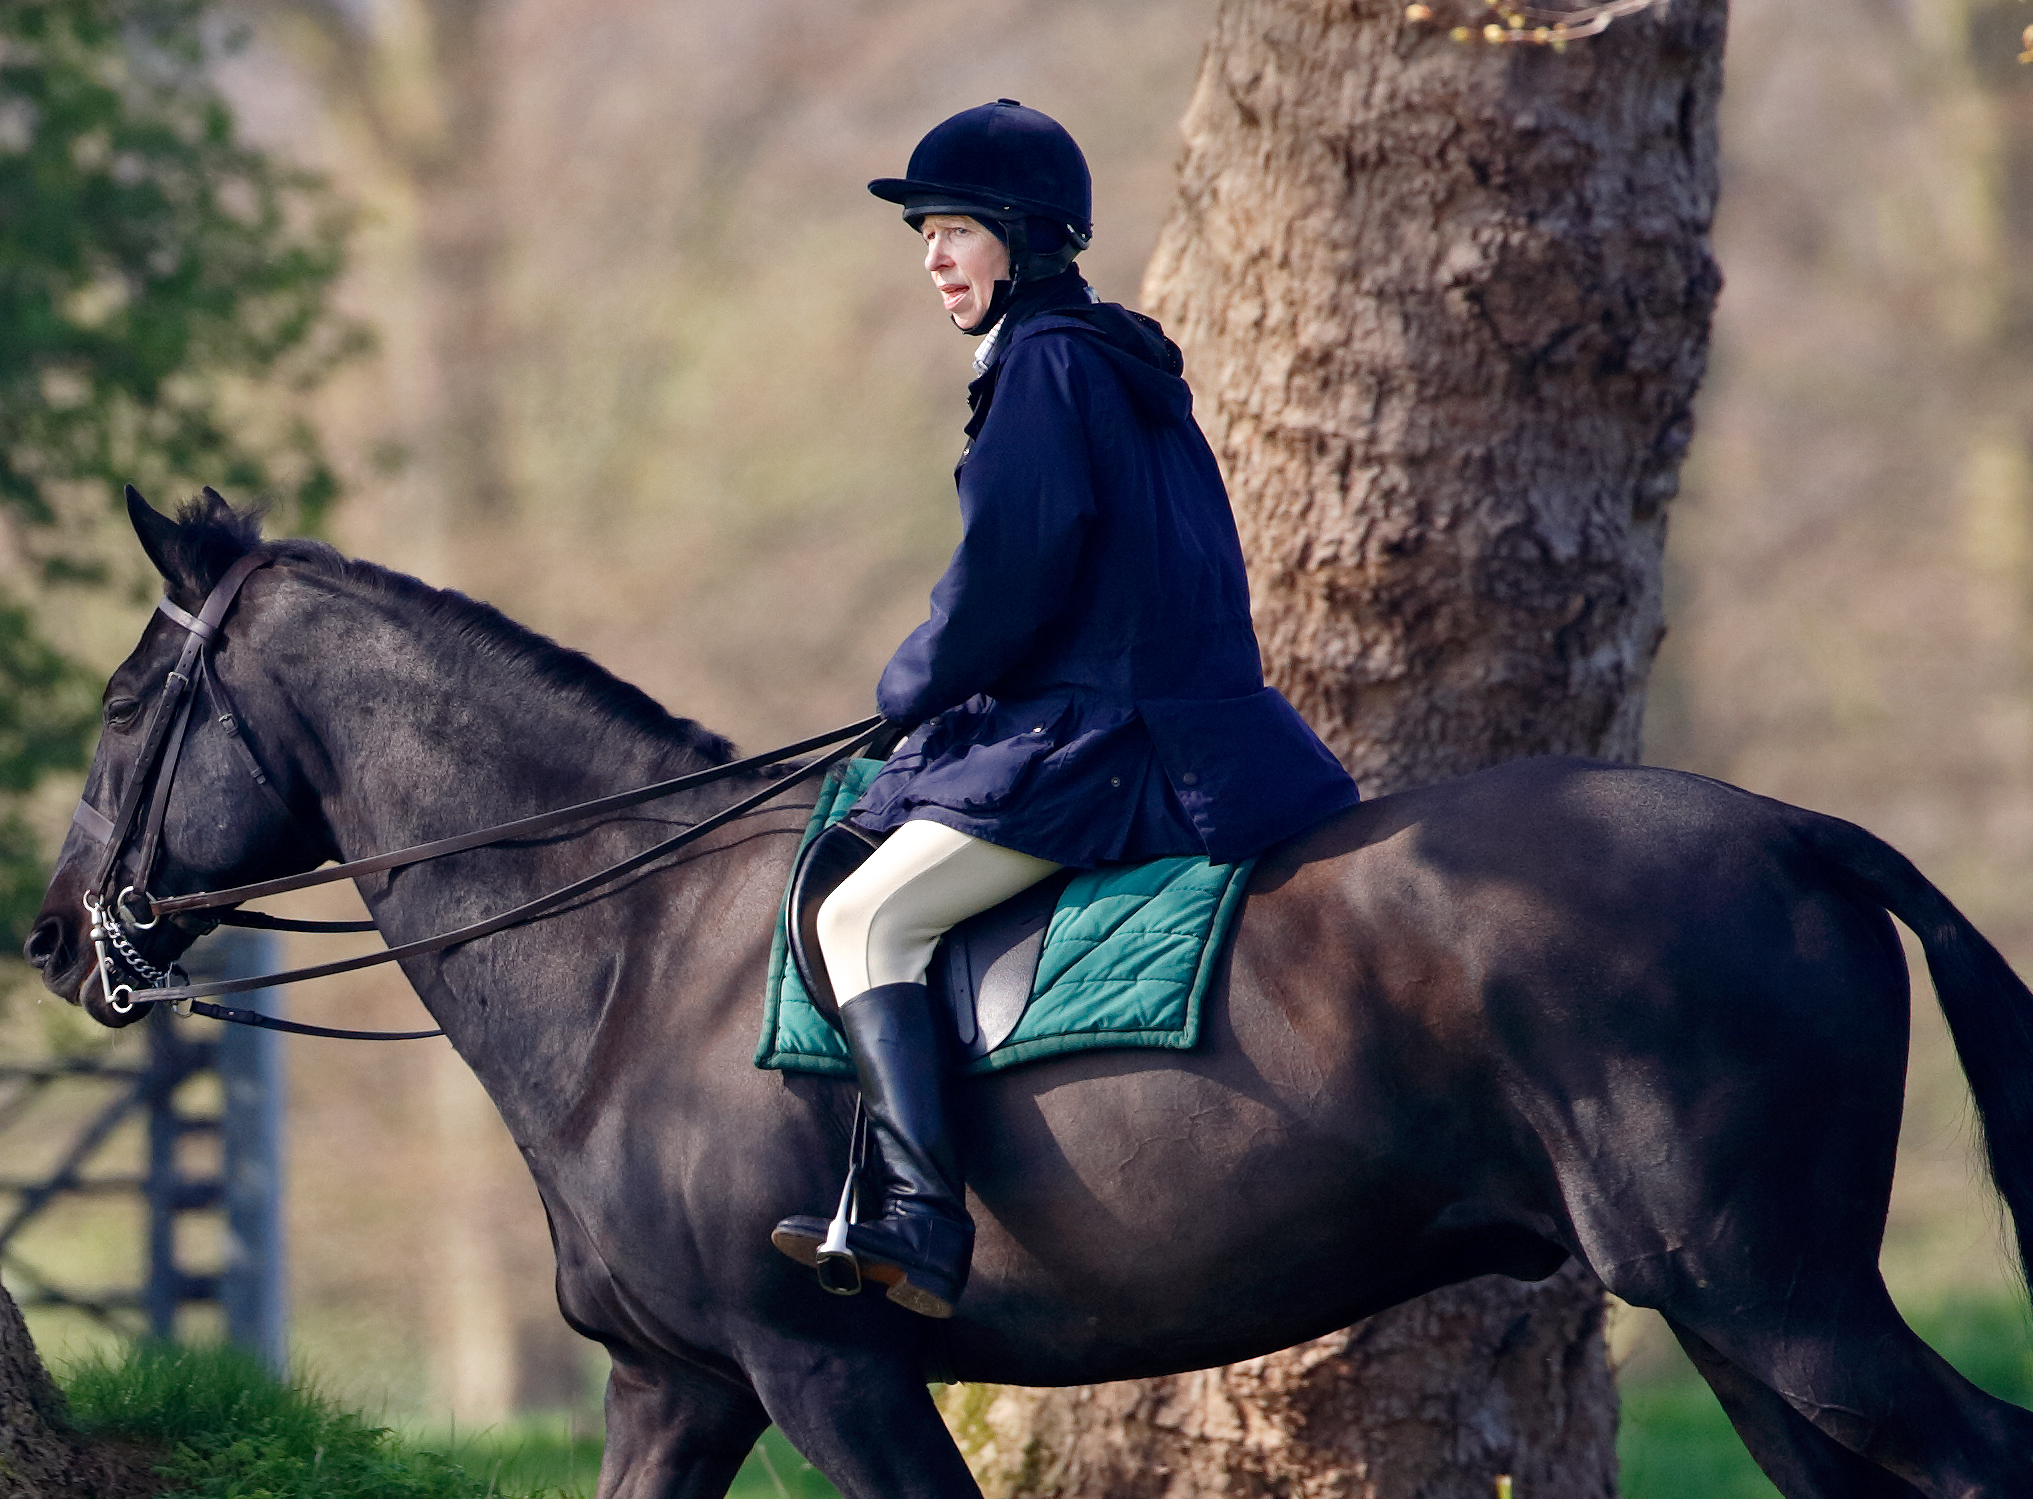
left=972, top=316, right=1007, bottom=377
left=971, top=286, right=1100, bottom=376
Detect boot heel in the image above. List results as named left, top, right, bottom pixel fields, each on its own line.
left=886, top=1273, right=958, bottom=1319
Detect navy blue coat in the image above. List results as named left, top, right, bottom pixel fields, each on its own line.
left=852, top=276, right=1358, bottom=867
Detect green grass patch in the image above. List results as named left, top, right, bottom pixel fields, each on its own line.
left=416, top=1417, right=605, bottom=1498
left=61, top=1341, right=553, bottom=1497
left=427, top=1419, right=836, bottom=1499
left=56, top=1341, right=840, bottom=1499
left=728, top=1429, right=841, bottom=1498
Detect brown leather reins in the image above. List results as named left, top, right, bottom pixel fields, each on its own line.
left=73, top=554, right=884, bottom=1040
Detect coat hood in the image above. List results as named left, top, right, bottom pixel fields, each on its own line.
left=1047, top=303, right=1192, bottom=426
left=969, top=272, right=1193, bottom=431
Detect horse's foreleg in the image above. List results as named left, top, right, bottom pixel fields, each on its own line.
left=596, top=1352, right=771, bottom=1499
left=1661, top=1314, right=1922, bottom=1499
left=747, top=1343, right=982, bottom=1499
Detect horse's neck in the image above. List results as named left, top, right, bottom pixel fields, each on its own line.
left=262, top=577, right=741, bottom=1123
left=291, top=587, right=712, bottom=861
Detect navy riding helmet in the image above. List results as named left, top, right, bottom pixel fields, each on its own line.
left=869, top=100, right=1093, bottom=290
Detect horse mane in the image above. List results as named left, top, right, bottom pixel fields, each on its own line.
left=162, top=491, right=737, bottom=766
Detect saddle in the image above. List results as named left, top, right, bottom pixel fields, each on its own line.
left=786, top=823, right=1076, bottom=1059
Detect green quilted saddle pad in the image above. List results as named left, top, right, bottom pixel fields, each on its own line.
left=754, top=758, right=1255, bottom=1078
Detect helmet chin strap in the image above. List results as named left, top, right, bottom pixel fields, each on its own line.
left=954, top=218, right=1085, bottom=337
left=958, top=280, right=1013, bottom=337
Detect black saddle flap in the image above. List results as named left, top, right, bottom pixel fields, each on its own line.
left=787, top=821, right=881, bottom=1030
left=932, top=869, right=1074, bottom=1059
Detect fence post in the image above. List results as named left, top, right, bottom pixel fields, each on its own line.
left=144, top=1005, right=215, bottom=1340
left=212, top=928, right=288, bottom=1373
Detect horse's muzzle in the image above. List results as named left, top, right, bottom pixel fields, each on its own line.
left=24, top=913, right=69, bottom=977
left=26, top=912, right=146, bottom=1027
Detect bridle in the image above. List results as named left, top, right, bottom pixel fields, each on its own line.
left=72, top=554, right=884, bottom=1041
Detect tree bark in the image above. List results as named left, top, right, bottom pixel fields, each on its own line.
left=945, top=0, right=1725, bottom=1493
left=0, top=1284, right=159, bottom=1499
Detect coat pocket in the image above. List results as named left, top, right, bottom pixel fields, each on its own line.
left=933, top=695, right=1079, bottom=813
left=949, top=734, right=1060, bottom=811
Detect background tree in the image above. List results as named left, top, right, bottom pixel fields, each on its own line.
left=946, top=0, right=1726, bottom=1491
left=0, top=0, right=353, bottom=951
left=0, top=0, right=349, bottom=1442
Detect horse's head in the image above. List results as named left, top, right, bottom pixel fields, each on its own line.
left=26, top=487, right=339, bottom=1025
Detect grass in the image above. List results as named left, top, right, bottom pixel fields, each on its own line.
left=55, top=1296, right=2033, bottom=1498
left=62, top=1341, right=556, bottom=1497
left=56, top=1342, right=842, bottom=1498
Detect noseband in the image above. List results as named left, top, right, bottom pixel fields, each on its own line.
left=69, top=554, right=884, bottom=1039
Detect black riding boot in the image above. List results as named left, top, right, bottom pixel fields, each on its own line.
left=771, top=982, right=974, bottom=1318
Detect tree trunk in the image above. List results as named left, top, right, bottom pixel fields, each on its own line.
left=0, top=1284, right=159, bottom=1499
left=409, top=0, right=513, bottom=524
left=945, top=0, right=1725, bottom=1493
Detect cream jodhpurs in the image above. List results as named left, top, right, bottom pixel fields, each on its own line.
left=816, top=820, right=1064, bottom=999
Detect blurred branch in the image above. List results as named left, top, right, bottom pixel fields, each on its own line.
left=0, top=0, right=359, bottom=548
left=228, top=0, right=452, bottom=171
left=1404, top=0, right=1671, bottom=47
left=233, top=0, right=408, bottom=164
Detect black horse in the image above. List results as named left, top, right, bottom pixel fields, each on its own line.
left=27, top=493, right=2033, bottom=1499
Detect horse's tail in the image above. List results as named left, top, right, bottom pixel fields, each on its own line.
left=1794, top=807, right=2033, bottom=1296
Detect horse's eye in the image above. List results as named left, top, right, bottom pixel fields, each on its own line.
left=103, top=698, right=141, bottom=728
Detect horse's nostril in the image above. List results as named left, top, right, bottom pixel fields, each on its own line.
left=24, top=916, right=65, bottom=969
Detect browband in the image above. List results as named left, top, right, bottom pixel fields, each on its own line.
left=155, top=593, right=210, bottom=640
left=155, top=550, right=269, bottom=644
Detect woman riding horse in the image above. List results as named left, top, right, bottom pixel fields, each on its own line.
left=769, top=101, right=1360, bottom=1318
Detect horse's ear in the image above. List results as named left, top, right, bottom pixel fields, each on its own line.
left=126, top=485, right=181, bottom=583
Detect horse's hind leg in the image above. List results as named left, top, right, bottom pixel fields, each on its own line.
left=1661, top=1314, right=1922, bottom=1499
left=597, top=1353, right=771, bottom=1499
left=1660, top=1278, right=2033, bottom=1499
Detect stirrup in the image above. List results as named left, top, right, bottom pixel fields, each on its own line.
left=811, top=1102, right=869, bottom=1295
left=815, top=1166, right=862, bottom=1294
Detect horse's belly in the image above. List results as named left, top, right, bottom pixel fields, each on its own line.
left=944, top=1050, right=1437, bottom=1384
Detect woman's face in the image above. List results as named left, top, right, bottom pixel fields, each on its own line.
left=922, top=215, right=1010, bottom=329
